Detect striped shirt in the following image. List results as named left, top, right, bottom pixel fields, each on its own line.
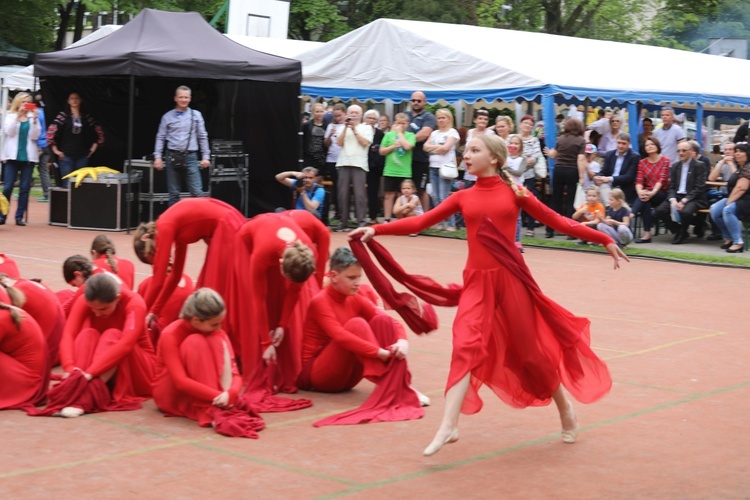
left=153, top=107, right=210, bottom=160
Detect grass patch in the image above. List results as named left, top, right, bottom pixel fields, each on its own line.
left=418, top=229, right=750, bottom=268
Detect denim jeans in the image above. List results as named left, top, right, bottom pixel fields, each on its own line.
left=2, top=160, right=33, bottom=222
left=166, top=152, right=205, bottom=206
left=710, top=198, right=744, bottom=244
left=429, top=167, right=455, bottom=227
left=58, top=154, right=89, bottom=188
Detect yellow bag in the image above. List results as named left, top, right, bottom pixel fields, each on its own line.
left=0, top=193, right=9, bottom=216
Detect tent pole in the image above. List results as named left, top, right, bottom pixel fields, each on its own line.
left=542, top=95, right=557, bottom=179
left=696, top=103, right=704, bottom=150
left=627, top=102, right=639, bottom=154
left=126, top=74, right=135, bottom=234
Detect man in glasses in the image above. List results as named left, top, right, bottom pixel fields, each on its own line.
left=653, top=106, right=685, bottom=164
left=407, top=91, right=436, bottom=211
left=655, top=141, right=707, bottom=244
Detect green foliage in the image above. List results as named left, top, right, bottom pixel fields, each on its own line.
left=0, top=0, right=56, bottom=52
left=288, top=0, right=348, bottom=41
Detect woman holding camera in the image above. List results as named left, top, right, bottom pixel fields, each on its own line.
left=1, top=93, right=41, bottom=226
left=46, top=91, right=104, bottom=188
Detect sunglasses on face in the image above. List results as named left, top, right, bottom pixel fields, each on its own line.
left=411, top=99, right=423, bottom=103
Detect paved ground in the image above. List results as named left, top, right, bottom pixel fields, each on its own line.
left=1, top=199, right=749, bottom=498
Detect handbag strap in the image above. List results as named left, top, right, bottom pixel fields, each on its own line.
left=183, top=109, right=194, bottom=152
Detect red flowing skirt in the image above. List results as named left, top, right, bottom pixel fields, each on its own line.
left=451, top=266, right=611, bottom=414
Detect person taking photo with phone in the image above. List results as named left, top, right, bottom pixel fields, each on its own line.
left=1, top=93, right=41, bottom=226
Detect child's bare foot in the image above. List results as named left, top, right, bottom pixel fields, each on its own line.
left=423, top=428, right=459, bottom=456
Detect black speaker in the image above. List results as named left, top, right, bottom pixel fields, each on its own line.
left=69, top=176, right=140, bottom=231
left=49, top=188, right=68, bottom=226
left=210, top=176, right=248, bottom=216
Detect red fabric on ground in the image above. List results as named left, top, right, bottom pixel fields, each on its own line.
left=152, top=320, right=243, bottom=427
left=15, top=279, right=65, bottom=366
left=238, top=361, right=313, bottom=413
left=372, top=176, right=613, bottom=414
left=0, top=308, right=48, bottom=410
left=94, top=255, right=136, bottom=290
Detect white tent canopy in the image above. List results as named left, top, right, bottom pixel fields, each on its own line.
left=298, top=18, right=750, bottom=108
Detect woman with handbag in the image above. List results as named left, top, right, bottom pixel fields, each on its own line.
left=1, top=93, right=42, bottom=226
left=543, top=118, right=587, bottom=238
left=423, top=109, right=460, bottom=231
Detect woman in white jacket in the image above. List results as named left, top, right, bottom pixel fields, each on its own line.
left=2, top=93, right=41, bottom=226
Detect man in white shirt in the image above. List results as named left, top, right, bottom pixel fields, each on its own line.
left=653, top=107, right=686, bottom=164
left=335, top=105, right=373, bottom=230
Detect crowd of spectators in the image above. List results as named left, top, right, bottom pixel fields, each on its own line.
left=289, top=97, right=748, bottom=252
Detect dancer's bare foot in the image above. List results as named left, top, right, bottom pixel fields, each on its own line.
left=60, top=406, right=85, bottom=418
left=560, top=400, right=578, bottom=443
left=411, top=386, right=431, bottom=407
left=423, top=428, right=459, bottom=456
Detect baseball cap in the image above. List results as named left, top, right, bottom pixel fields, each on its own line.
left=585, top=144, right=597, bottom=154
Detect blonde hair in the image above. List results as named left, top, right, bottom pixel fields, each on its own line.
left=282, top=241, right=316, bottom=283
left=311, top=103, right=325, bottom=112
left=394, top=112, right=408, bottom=122
left=473, top=135, right=521, bottom=195
left=585, top=185, right=600, bottom=195
left=495, top=115, right=515, bottom=133
left=180, top=288, right=225, bottom=321
left=91, top=234, right=118, bottom=274
left=400, top=178, right=416, bottom=190
left=0, top=302, right=25, bottom=329
left=9, top=93, right=31, bottom=114
left=609, top=188, right=630, bottom=210
left=435, top=108, right=454, bottom=128
left=0, top=274, right=26, bottom=308
left=507, top=134, right=524, bottom=154
left=133, top=222, right=157, bottom=264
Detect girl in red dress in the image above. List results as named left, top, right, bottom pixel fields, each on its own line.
left=36, top=273, right=156, bottom=417
left=299, top=248, right=425, bottom=426
left=279, top=210, right=330, bottom=288
left=133, top=198, right=245, bottom=330
left=0, top=253, right=21, bottom=278
left=58, top=255, right=121, bottom=317
left=350, top=134, right=628, bottom=456
left=152, top=288, right=263, bottom=437
left=231, top=213, right=316, bottom=409
left=0, top=301, right=48, bottom=410
left=1, top=274, right=65, bottom=366
left=90, top=234, right=136, bottom=290
left=137, top=272, right=194, bottom=346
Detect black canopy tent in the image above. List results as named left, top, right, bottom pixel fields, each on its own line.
left=33, top=8, right=302, bottom=218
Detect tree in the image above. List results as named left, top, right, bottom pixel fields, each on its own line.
left=477, top=0, right=654, bottom=43
left=0, top=0, right=57, bottom=53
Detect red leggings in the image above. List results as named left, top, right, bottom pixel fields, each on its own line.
left=308, top=315, right=397, bottom=393
left=74, top=327, right=154, bottom=401
left=153, top=334, right=224, bottom=426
